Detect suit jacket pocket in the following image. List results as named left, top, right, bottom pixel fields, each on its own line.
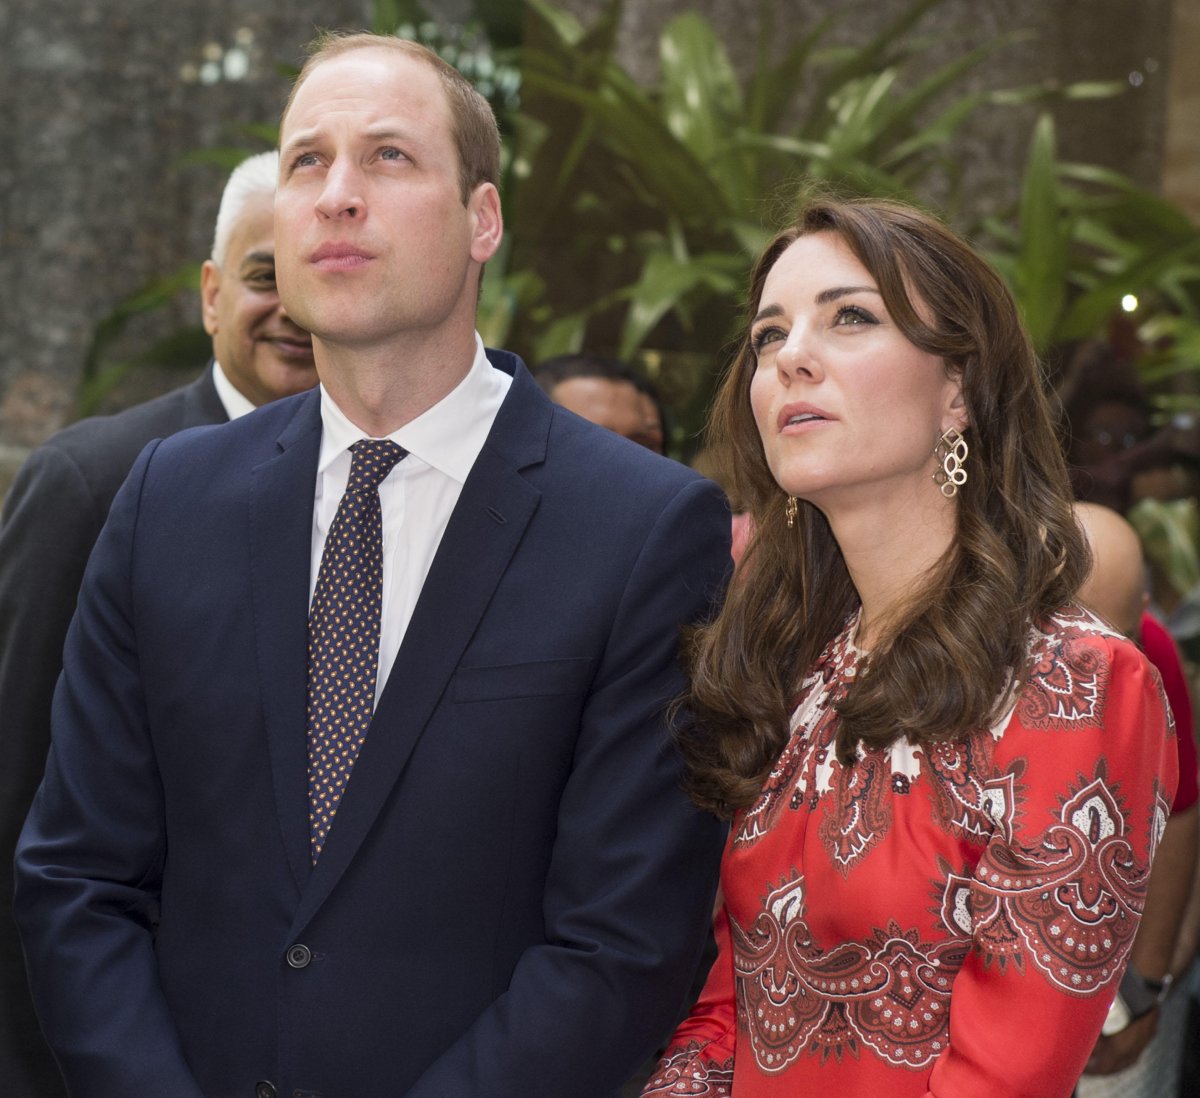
left=453, top=657, right=594, bottom=702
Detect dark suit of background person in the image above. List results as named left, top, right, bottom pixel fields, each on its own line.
left=0, top=150, right=315, bottom=1097
left=14, top=37, right=729, bottom=1098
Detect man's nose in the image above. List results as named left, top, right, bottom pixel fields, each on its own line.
left=315, top=160, right=365, bottom=220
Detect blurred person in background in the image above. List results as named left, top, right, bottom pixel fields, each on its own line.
left=1074, top=501, right=1199, bottom=1098
left=534, top=353, right=666, bottom=454
left=0, top=149, right=316, bottom=1098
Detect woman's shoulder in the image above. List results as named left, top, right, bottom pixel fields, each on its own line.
left=1026, top=602, right=1150, bottom=665
left=1000, top=603, right=1168, bottom=737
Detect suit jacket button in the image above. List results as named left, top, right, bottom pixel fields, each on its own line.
left=286, top=943, right=312, bottom=969
left=255, top=1082, right=276, bottom=1098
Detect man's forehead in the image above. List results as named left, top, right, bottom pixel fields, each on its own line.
left=237, top=248, right=275, bottom=271
left=282, top=49, right=446, bottom=140
left=226, top=195, right=274, bottom=253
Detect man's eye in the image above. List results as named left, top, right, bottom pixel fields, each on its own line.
left=244, top=272, right=276, bottom=289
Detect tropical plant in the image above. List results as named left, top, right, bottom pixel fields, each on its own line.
left=979, top=112, right=1200, bottom=363
left=481, top=0, right=1128, bottom=450
left=80, top=0, right=1197, bottom=459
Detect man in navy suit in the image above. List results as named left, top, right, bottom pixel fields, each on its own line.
left=0, top=149, right=316, bottom=1097
left=15, top=32, right=729, bottom=1097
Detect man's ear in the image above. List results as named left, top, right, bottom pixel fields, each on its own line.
left=200, top=260, right=221, bottom=336
left=468, top=182, right=503, bottom=265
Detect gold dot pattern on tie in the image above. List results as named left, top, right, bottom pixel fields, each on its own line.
left=306, top=438, right=406, bottom=863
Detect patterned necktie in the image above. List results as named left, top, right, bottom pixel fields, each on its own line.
left=307, top=438, right=406, bottom=863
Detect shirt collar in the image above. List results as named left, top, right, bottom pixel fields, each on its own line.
left=211, top=359, right=258, bottom=420
left=316, top=334, right=508, bottom=483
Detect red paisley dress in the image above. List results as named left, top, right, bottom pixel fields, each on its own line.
left=644, top=607, right=1177, bottom=1098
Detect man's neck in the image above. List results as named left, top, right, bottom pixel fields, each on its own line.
left=314, top=328, right=478, bottom=437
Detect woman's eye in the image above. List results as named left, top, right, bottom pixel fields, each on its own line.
left=833, top=305, right=877, bottom=326
left=380, top=147, right=406, bottom=161
left=293, top=152, right=319, bottom=169
left=751, top=326, right=786, bottom=354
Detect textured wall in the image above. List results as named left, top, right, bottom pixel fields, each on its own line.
left=1164, top=0, right=1200, bottom=219
left=0, top=0, right=1184, bottom=496
left=0, top=0, right=371, bottom=490
left=557, top=0, right=1174, bottom=213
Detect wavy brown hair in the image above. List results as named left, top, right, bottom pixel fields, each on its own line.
left=683, top=195, right=1089, bottom=817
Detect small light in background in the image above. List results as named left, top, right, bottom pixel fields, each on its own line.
left=180, top=32, right=258, bottom=85
left=1121, top=294, right=1139, bottom=313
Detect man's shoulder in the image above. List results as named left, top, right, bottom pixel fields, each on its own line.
left=495, top=357, right=706, bottom=493
left=547, top=400, right=707, bottom=494
left=143, top=387, right=318, bottom=475
left=19, top=370, right=221, bottom=506
left=42, top=370, right=220, bottom=465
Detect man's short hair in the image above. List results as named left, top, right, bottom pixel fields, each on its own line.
left=211, top=150, right=279, bottom=267
left=534, top=354, right=667, bottom=430
left=532, top=354, right=645, bottom=396
left=280, top=32, right=501, bottom=205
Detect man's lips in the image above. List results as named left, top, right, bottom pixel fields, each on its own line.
left=309, top=242, right=374, bottom=271
left=263, top=334, right=315, bottom=360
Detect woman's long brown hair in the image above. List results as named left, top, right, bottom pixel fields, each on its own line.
left=682, top=195, right=1089, bottom=818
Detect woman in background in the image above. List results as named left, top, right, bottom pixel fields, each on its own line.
left=645, top=196, right=1177, bottom=1097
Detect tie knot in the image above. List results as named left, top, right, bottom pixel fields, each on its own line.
left=347, top=439, right=407, bottom=492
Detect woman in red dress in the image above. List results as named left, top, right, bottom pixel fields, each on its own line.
left=645, top=197, right=1178, bottom=1097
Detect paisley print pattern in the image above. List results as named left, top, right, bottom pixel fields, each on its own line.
left=1017, top=634, right=1108, bottom=728
left=939, top=765, right=1150, bottom=993
left=923, top=732, right=1013, bottom=842
left=641, top=1041, right=733, bottom=1097
left=730, top=873, right=969, bottom=1073
left=735, top=650, right=852, bottom=849
left=818, top=749, right=894, bottom=875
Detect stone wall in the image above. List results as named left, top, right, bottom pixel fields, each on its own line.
left=1164, top=0, right=1200, bottom=219
left=0, top=0, right=1187, bottom=498
left=0, top=0, right=371, bottom=493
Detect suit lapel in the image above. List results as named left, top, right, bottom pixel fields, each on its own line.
left=250, top=392, right=323, bottom=891
left=182, top=360, right=230, bottom=427
left=289, top=359, right=552, bottom=934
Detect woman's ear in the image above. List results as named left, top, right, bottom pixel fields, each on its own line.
left=943, top=369, right=969, bottom=433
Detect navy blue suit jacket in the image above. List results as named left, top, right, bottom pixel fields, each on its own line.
left=0, top=365, right=226, bottom=1098
left=14, top=352, right=729, bottom=1097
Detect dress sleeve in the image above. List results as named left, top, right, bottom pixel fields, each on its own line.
left=926, top=630, right=1177, bottom=1098
left=641, top=901, right=737, bottom=1097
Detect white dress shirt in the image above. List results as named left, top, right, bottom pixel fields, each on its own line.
left=309, top=335, right=511, bottom=703
left=211, top=359, right=258, bottom=420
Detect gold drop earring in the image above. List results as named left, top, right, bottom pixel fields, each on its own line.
left=932, top=427, right=968, bottom=497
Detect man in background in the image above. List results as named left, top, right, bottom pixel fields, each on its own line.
left=0, top=149, right=316, bottom=1097
left=535, top=352, right=666, bottom=454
